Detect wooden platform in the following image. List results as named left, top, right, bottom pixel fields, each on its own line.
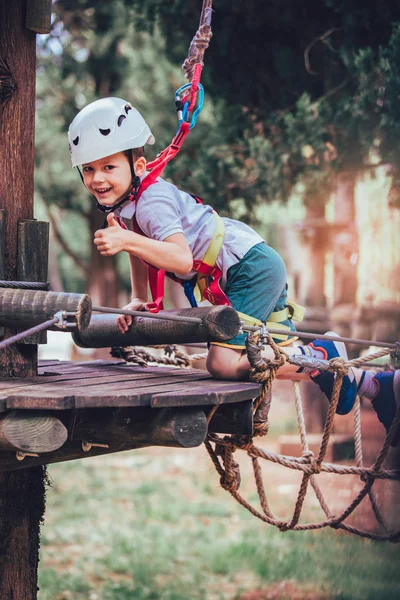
left=0, top=359, right=262, bottom=411
left=0, top=360, right=262, bottom=472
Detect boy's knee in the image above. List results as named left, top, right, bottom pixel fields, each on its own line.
left=206, top=346, right=243, bottom=380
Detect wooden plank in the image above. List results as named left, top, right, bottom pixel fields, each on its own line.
left=4, top=378, right=260, bottom=411
left=0, top=373, right=212, bottom=402
left=151, top=382, right=260, bottom=407
left=2, top=371, right=256, bottom=398
left=0, top=367, right=211, bottom=396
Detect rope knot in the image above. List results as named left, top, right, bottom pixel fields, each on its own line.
left=253, top=421, right=269, bottom=437
left=391, top=341, right=400, bottom=362
left=220, top=455, right=241, bottom=492
left=302, top=449, right=321, bottom=473
left=328, top=357, right=349, bottom=377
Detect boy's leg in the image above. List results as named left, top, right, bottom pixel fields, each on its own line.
left=207, top=242, right=302, bottom=380
left=299, top=334, right=357, bottom=415
left=357, top=369, right=400, bottom=444
left=206, top=343, right=308, bottom=381
left=208, top=331, right=359, bottom=415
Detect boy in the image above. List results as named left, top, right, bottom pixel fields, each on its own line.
left=68, top=97, right=399, bottom=442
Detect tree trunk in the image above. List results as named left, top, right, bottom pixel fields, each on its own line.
left=0, top=0, right=38, bottom=378
left=302, top=201, right=327, bottom=307
left=0, top=2, right=48, bottom=598
left=332, top=171, right=358, bottom=306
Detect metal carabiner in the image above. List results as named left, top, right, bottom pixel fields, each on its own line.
left=175, top=82, right=204, bottom=130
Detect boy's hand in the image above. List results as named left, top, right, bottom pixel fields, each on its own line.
left=117, top=298, right=148, bottom=333
left=94, top=213, right=128, bottom=256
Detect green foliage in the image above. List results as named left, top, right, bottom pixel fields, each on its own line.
left=35, top=1, right=400, bottom=292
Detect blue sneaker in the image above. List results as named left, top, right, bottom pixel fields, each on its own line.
left=305, top=332, right=357, bottom=415
left=371, top=370, right=400, bottom=445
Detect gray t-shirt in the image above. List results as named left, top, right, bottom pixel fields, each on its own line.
left=116, top=176, right=263, bottom=286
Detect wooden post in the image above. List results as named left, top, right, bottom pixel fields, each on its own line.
left=0, top=1, right=51, bottom=598
left=0, top=0, right=37, bottom=378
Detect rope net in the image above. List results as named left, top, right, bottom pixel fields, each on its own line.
left=117, top=335, right=400, bottom=542
left=205, top=332, right=400, bottom=543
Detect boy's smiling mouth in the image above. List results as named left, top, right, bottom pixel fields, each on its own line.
left=95, top=187, right=112, bottom=194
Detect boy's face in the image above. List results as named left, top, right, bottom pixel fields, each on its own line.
left=82, top=151, right=133, bottom=206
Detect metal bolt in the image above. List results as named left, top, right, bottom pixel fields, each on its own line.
left=82, top=440, right=110, bottom=453
left=16, top=450, right=39, bottom=461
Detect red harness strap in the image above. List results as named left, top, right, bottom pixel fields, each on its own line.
left=127, top=185, right=231, bottom=312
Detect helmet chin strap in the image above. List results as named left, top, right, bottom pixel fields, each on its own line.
left=76, top=154, right=141, bottom=219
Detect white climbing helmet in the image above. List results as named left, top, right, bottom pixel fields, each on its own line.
left=68, top=97, right=155, bottom=167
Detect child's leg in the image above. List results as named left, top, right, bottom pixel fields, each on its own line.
left=207, top=242, right=302, bottom=380
left=357, top=369, right=400, bottom=444
left=206, top=343, right=308, bottom=381
left=208, top=332, right=359, bottom=416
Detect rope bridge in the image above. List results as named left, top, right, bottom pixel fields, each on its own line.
left=1, top=289, right=399, bottom=541
left=111, top=325, right=400, bottom=542
left=205, top=333, right=400, bottom=543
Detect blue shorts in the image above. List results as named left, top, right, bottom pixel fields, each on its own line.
left=217, top=242, right=296, bottom=348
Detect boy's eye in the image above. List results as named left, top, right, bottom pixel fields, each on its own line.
left=104, top=165, right=115, bottom=170
left=82, top=166, right=92, bottom=172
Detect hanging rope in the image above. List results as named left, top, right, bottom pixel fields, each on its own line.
left=182, top=0, right=213, bottom=82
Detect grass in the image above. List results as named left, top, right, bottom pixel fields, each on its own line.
left=37, top=443, right=400, bottom=600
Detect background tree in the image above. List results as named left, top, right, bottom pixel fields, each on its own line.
left=35, top=0, right=400, bottom=307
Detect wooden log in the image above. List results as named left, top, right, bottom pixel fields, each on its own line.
left=208, top=399, right=253, bottom=435
left=0, top=288, right=92, bottom=331
left=70, top=406, right=208, bottom=448
left=0, top=406, right=209, bottom=472
left=73, top=305, right=241, bottom=348
left=17, top=219, right=50, bottom=343
left=25, top=0, right=52, bottom=33
left=0, top=410, right=67, bottom=452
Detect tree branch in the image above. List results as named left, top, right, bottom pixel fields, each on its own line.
left=304, top=28, right=342, bottom=75
left=47, top=208, right=90, bottom=276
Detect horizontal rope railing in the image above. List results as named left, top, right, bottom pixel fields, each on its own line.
left=0, top=280, right=49, bottom=290
left=92, top=304, right=203, bottom=324
left=92, top=305, right=399, bottom=351
left=0, top=316, right=60, bottom=350
left=244, top=324, right=399, bottom=350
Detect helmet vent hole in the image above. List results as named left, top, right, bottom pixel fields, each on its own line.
left=99, top=128, right=111, bottom=136
left=73, top=136, right=79, bottom=146
left=117, top=115, right=126, bottom=127
left=125, top=105, right=132, bottom=114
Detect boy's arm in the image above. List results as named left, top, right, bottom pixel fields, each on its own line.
left=129, top=253, right=148, bottom=304
left=117, top=254, right=149, bottom=333
left=94, top=214, right=193, bottom=275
